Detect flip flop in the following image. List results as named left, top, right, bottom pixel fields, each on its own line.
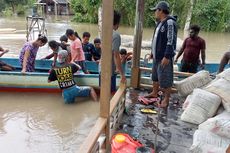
left=140, top=108, right=157, bottom=114
left=138, top=96, right=159, bottom=105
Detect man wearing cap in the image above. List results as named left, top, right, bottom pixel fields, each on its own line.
left=145, top=1, right=177, bottom=108
left=48, top=50, right=98, bottom=104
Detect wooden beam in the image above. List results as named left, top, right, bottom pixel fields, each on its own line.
left=173, top=71, right=194, bottom=77
left=140, top=67, right=194, bottom=77
left=100, top=0, right=114, bottom=152
left=140, top=84, right=178, bottom=93
left=110, top=83, right=126, bottom=114
left=78, top=117, right=107, bottom=153
left=131, top=0, right=145, bottom=88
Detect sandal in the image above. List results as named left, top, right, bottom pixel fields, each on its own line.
left=138, top=96, right=159, bottom=105
left=140, top=108, right=157, bottom=114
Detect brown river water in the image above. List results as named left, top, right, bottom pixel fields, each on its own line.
left=0, top=15, right=230, bottom=153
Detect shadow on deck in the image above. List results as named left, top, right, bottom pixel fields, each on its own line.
left=116, top=88, right=197, bottom=153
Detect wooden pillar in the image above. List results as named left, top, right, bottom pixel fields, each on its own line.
left=131, top=0, right=145, bottom=88
left=54, top=3, right=58, bottom=18
left=100, top=0, right=113, bottom=152
left=66, top=3, right=69, bottom=15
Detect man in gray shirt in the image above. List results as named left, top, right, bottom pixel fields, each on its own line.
left=99, top=10, right=126, bottom=92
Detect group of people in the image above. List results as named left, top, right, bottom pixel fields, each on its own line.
left=0, top=1, right=230, bottom=106
left=146, top=1, right=229, bottom=108
left=0, top=10, right=128, bottom=104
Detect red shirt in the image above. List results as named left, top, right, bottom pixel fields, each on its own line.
left=182, top=36, right=206, bottom=63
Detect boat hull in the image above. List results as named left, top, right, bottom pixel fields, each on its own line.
left=0, top=71, right=130, bottom=93
left=0, top=57, right=228, bottom=92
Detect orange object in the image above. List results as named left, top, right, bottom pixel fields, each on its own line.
left=111, top=133, right=143, bottom=153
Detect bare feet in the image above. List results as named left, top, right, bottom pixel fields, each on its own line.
left=158, top=98, right=169, bottom=108
left=144, top=91, right=158, bottom=98
left=90, top=88, right=98, bottom=102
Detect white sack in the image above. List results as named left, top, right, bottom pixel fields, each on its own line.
left=205, top=78, right=230, bottom=112
left=182, top=94, right=192, bottom=110
left=181, top=89, right=221, bottom=124
left=199, top=111, right=230, bottom=139
left=216, top=68, right=230, bottom=81
left=174, top=70, right=212, bottom=97
left=190, top=130, right=230, bottom=153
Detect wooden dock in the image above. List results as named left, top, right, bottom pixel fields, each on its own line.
left=116, top=88, right=197, bottom=153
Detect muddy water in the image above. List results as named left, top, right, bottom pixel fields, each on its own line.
left=0, top=15, right=230, bottom=152
left=0, top=92, right=99, bottom=153
left=1, top=16, right=230, bottom=62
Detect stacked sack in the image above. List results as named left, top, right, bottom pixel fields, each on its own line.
left=174, top=69, right=230, bottom=153
left=174, top=70, right=212, bottom=97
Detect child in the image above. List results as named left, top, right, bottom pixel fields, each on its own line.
left=59, top=35, right=71, bottom=63
left=48, top=50, right=97, bottom=103
left=65, top=29, right=89, bottom=74
left=93, top=38, right=101, bottom=62
left=119, top=48, right=132, bottom=73
left=42, top=40, right=60, bottom=67
left=82, top=32, right=96, bottom=61
left=0, top=47, right=15, bottom=71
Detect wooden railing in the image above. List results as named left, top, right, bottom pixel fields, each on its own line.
left=139, top=67, right=194, bottom=93
left=78, top=83, right=126, bottom=153
left=140, top=67, right=194, bottom=77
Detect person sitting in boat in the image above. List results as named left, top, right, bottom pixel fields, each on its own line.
left=93, top=38, right=101, bottom=62
left=19, top=34, right=48, bottom=73
left=120, top=48, right=133, bottom=64
left=59, top=35, right=71, bottom=63
left=65, top=29, right=89, bottom=74
left=48, top=50, right=98, bottom=104
left=82, top=32, right=96, bottom=61
left=218, top=51, right=230, bottom=73
left=174, top=25, right=206, bottom=73
left=0, top=47, right=15, bottom=71
left=119, top=48, right=133, bottom=73
left=42, top=40, right=70, bottom=67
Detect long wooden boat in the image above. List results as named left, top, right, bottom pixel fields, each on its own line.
left=0, top=58, right=131, bottom=92
left=0, top=57, right=228, bottom=93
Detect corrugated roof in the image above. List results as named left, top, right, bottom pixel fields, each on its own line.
left=37, top=0, right=69, bottom=4
left=56, top=0, right=69, bottom=4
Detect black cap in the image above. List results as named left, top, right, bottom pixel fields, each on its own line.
left=150, top=1, right=170, bottom=12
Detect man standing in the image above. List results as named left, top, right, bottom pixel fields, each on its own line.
left=99, top=10, right=126, bottom=93
left=174, top=25, right=206, bottom=73
left=146, top=1, right=177, bottom=108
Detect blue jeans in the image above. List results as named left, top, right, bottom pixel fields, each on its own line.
left=62, top=85, right=91, bottom=104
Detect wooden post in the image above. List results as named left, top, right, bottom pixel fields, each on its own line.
left=100, top=0, right=113, bottom=152
left=131, top=0, right=145, bottom=88
left=54, top=3, right=58, bottom=18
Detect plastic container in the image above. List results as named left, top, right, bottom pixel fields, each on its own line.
left=111, top=133, right=143, bottom=153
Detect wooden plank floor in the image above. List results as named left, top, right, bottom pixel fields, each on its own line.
left=116, top=88, right=197, bottom=153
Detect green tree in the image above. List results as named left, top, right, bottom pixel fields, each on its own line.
left=69, top=0, right=230, bottom=32
left=4, top=0, right=27, bottom=13
left=192, top=0, right=230, bottom=32
left=0, top=0, right=35, bottom=15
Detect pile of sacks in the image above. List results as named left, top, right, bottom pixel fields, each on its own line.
left=174, top=69, right=230, bottom=153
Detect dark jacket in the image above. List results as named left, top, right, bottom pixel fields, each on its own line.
left=153, top=16, right=177, bottom=60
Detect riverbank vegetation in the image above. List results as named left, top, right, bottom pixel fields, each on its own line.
left=0, top=0, right=229, bottom=32
left=70, top=0, right=230, bottom=32
left=0, top=0, right=35, bottom=16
